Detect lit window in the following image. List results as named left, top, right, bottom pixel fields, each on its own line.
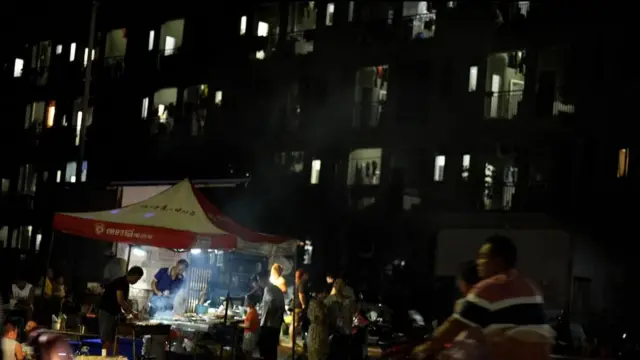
left=157, top=104, right=166, bottom=119
left=240, top=16, right=247, bottom=35
left=70, top=43, right=77, bottom=62
left=326, top=3, right=335, bottom=26
left=468, top=66, right=478, bottom=92
left=214, top=91, right=223, bottom=106
left=348, top=1, right=355, bottom=22
left=56, top=170, right=62, bottom=183
left=255, top=50, right=266, bottom=60
left=433, top=155, right=446, bottom=182
left=303, top=240, right=313, bottom=264
left=257, top=22, right=269, bottom=37
left=348, top=148, right=382, bottom=185
left=13, top=58, right=24, bottom=77
left=310, top=159, right=322, bottom=184
left=75, top=111, right=83, bottom=146
left=148, top=30, right=155, bottom=51
left=83, top=48, right=96, bottom=66
left=462, top=154, right=471, bottom=180
left=35, top=233, right=42, bottom=252
left=618, top=148, right=630, bottom=178
left=65, top=161, right=87, bottom=183
left=518, top=1, right=530, bottom=17
left=141, top=97, right=149, bottom=119
left=46, top=101, right=56, bottom=128
left=55, top=45, right=63, bottom=54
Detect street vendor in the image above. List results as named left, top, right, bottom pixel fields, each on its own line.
left=149, top=259, right=189, bottom=317
left=99, top=266, right=144, bottom=355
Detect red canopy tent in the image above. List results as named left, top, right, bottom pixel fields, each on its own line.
left=52, top=179, right=296, bottom=255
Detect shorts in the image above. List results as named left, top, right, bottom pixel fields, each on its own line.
left=99, top=310, right=119, bottom=342
left=242, top=331, right=259, bottom=353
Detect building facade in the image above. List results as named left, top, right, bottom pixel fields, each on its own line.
left=0, top=1, right=628, bottom=313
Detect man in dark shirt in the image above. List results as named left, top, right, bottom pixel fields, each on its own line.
left=257, top=272, right=284, bottom=360
left=99, top=266, right=144, bottom=355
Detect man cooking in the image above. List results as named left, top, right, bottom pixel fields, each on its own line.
left=149, top=259, right=189, bottom=317
left=99, top=266, right=144, bottom=355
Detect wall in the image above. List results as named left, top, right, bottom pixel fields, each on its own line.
left=153, top=88, right=178, bottom=106
left=436, top=228, right=571, bottom=309
left=160, top=19, right=185, bottom=50
left=572, top=235, right=620, bottom=313
left=105, top=28, right=127, bottom=57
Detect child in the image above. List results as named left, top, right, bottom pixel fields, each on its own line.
left=240, top=299, right=260, bottom=359
left=3, top=322, right=26, bottom=360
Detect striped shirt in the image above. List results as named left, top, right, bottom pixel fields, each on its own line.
left=454, top=270, right=555, bottom=360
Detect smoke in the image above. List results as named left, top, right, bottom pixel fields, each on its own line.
left=152, top=311, right=174, bottom=320
left=150, top=287, right=189, bottom=319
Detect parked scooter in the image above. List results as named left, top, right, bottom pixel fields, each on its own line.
left=376, top=309, right=433, bottom=358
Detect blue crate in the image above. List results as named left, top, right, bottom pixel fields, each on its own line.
left=79, top=338, right=142, bottom=360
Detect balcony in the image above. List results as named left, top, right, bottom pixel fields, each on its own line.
left=287, top=31, right=314, bottom=55
left=36, top=126, right=77, bottom=162
left=484, top=90, right=523, bottom=119
left=156, top=47, right=184, bottom=72
left=254, top=33, right=279, bottom=59
left=353, top=101, right=386, bottom=128
left=400, top=14, right=436, bottom=41
left=99, top=56, right=125, bottom=79
left=0, top=193, right=35, bottom=221
left=484, top=90, right=576, bottom=120
left=23, top=67, right=49, bottom=87
left=424, top=180, right=553, bottom=213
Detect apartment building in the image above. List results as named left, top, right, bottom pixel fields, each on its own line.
left=0, top=1, right=627, bottom=312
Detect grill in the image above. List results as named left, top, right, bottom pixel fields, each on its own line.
left=118, top=322, right=172, bottom=337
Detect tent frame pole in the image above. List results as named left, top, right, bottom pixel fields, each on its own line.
left=125, top=244, right=133, bottom=269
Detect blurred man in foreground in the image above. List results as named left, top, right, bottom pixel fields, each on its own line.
left=413, top=235, right=554, bottom=360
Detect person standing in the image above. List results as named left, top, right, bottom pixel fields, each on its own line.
left=11, top=277, right=34, bottom=321
left=412, top=235, right=554, bottom=360
left=325, top=279, right=355, bottom=360
left=257, top=272, right=285, bottom=360
left=150, top=259, right=189, bottom=316
left=99, top=266, right=144, bottom=355
left=307, top=284, right=330, bottom=360
left=38, top=269, right=54, bottom=299
left=290, top=269, right=310, bottom=347
left=245, top=274, right=263, bottom=307
left=269, top=264, right=287, bottom=293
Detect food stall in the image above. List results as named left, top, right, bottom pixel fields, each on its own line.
left=51, top=179, right=298, bottom=359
